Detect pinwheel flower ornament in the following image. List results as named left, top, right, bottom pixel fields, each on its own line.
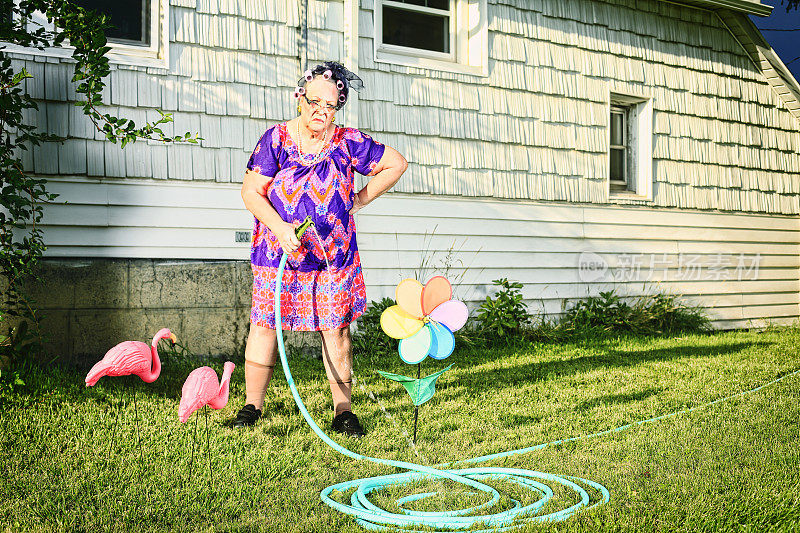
left=380, top=277, right=468, bottom=364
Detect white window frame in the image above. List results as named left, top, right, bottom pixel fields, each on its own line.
left=1, top=0, right=168, bottom=70
left=608, top=91, right=654, bottom=201
left=379, top=1, right=456, bottom=62
left=374, top=0, right=488, bottom=77
left=609, top=105, right=628, bottom=189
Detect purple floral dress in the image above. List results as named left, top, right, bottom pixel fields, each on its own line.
left=245, top=122, right=386, bottom=330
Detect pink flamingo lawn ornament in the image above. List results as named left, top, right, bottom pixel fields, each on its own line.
left=179, top=362, right=235, bottom=488
left=84, top=328, right=177, bottom=474
left=85, top=328, right=176, bottom=386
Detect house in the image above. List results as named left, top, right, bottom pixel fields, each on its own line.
left=4, top=0, right=799, bottom=358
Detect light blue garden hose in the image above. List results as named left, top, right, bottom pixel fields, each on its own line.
left=273, top=244, right=800, bottom=532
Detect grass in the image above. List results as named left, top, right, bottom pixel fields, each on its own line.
left=1, top=326, right=799, bottom=532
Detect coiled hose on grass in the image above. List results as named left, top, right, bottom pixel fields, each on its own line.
left=273, top=246, right=609, bottom=531
left=273, top=237, right=799, bottom=532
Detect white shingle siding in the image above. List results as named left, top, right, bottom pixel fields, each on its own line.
left=59, top=139, right=88, bottom=175
left=8, top=0, right=307, bottom=187
left=5, top=0, right=800, bottom=224
left=350, top=0, right=800, bottom=214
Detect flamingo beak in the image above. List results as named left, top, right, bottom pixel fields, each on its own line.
left=169, top=333, right=177, bottom=345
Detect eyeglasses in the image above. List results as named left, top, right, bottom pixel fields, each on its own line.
left=303, top=94, right=337, bottom=113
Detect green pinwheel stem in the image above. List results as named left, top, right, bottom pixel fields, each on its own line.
left=377, top=363, right=454, bottom=406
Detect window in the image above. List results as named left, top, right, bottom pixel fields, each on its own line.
left=72, top=1, right=151, bottom=46
left=609, top=105, right=629, bottom=192
left=2, top=0, right=168, bottom=69
left=374, top=0, right=487, bottom=76
left=382, top=0, right=452, bottom=56
left=608, top=92, right=654, bottom=200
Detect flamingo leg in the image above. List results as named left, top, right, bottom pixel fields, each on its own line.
left=132, top=381, right=145, bottom=489
left=205, top=405, right=213, bottom=491
left=162, top=412, right=174, bottom=462
left=184, top=413, right=199, bottom=493
left=107, top=401, right=119, bottom=462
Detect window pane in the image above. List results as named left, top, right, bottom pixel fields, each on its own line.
left=72, top=0, right=149, bottom=45
left=396, top=0, right=450, bottom=9
left=610, top=148, right=625, bottom=182
left=426, top=0, right=450, bottom=9
left=383, top=5, right=449, bottom=53
left=610, top=111, right=624, bottom=146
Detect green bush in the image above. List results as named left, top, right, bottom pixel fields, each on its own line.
left=557, top=289, right=711, bottom=338
left=354, top=285, right=711, bottom=356
left=473, top=278, right=532, bottom=344
left=640, top=292, right=712, bottom=335
left=559, top=290, right=636, bottom=335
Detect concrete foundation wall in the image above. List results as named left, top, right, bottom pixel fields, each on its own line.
left=32, top=258, right=323, bottom=361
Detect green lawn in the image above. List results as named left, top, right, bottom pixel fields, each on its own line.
left=1, top=327, right=799, bottom=532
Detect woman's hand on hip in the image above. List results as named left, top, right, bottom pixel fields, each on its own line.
left=276, top=222, right=301, bottom=254
left=349, top=189, right=366, bottom=215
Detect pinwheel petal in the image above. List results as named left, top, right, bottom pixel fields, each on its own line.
left=396, top=278, right=424, bottom=318
left=427, top=321, right=455, bottom=360
left=422, top=276, right=452, bottom=315
left=380, top=305, right=424, bottom=340
left=399, top=326, right=432, bottom=364
left=429, top=299, right=468, bottom=332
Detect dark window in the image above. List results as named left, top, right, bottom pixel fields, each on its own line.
left=609, top=106, right=628, bottom=189
left=383, top=1, right=450, bottom=54
left=398, top=0, right=449, bottom=9
left=72, top=0, right=150, bottom=46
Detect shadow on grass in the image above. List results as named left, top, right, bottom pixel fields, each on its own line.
left=8, top=349, right=336, bottom=434
left=576, top=386, right=663, bottom=411
left=334, top=335, right=780, bottom=408
left=433, top=339, right=775, bottom=403
left=10, top=335, right=776, bottom=419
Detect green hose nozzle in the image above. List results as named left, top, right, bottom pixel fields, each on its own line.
left=295, top=216, right=314, bottom=239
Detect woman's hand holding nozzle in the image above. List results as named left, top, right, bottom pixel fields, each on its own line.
left=277, top=222, right=302, bottom=254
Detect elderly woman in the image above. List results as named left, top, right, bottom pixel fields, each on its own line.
left=234, top=61, right=408, bottom=437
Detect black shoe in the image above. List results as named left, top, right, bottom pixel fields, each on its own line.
left=331, top=411, right=366, bottom=438
left=233, top=404, right=262, bottom=427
